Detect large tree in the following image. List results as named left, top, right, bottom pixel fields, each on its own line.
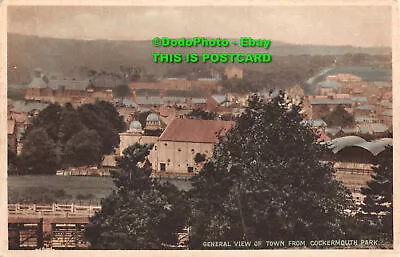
left=64, top=129, right=103, bottom=167
left=360, top=145, right=393, bottom=243
left=323, top=105, right=355, bottom=127
left=78, top=101, right=125, bottom=154
left=19, top=128, right=60, bottom=174
left=189, top=92, right=357, bottom=249
left=85, top=143, right=190, bottom=249
left=112, top=84, right=132, bottom=100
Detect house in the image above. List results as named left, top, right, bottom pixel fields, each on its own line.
left=24, top=75, right=90, bottom=103
left=119, top=120, right=158, bottom=157
left=379, top=109, right=393, bottom=128
left=135, top=96, right=164, bottom=108
left=153, top=119, right=234, bottom=174
left=307, top=96, right=353, bottom=119
left=316, top=81, right=340, bottom=95
left=354, top=105, right=374, bottom=116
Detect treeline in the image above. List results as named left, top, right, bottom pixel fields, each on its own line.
left=9, top=101, right=125, bottom=175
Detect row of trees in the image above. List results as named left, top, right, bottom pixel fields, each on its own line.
left=10, top=101, right=125, bottom=175
left=86, top=93, right=393, bottom=249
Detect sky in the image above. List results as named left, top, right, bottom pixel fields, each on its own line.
left=8, top=5, right=392, bottom=47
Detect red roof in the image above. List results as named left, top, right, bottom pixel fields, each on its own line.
left=159, top=118, right=234, bottom=143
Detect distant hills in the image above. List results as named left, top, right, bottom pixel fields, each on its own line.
left=8, top=33, right=391, bottom=84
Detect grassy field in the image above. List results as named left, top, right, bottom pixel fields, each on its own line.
left=8, top=175, right=192, bottom=204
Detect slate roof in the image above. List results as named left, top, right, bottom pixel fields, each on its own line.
left=309, top=98, right=353, bottom=105
left=317, top=81, right=340, bottom=88
left=325, top=127, right=341, bottom=136
left=355, top=116, right=372, bottom=123
left=27, top=77, right=48, bottom=89
left=136, top=96, right=164, bottom=105
left=356, top=105, right=374, bottom=111
left=328, top=136, right=392, bottom=156
left=191, top=98, right=207, bottom=104
left=115, top=98, right=137, bottom=108
left=370, top=123, right=389, bottom=133
left=11, top=101, right=49, bottom=113
left=163, top=97, right=186, bottom=103
left=301, top=120, right=327, bottom=127
left=159, top=119, right=234, bottom=143
left=381, top=109, right=393, bottom=117
left=212, top=95, right=228, bottom=104
left=48, top=80, right=89, bottom=90
left=146, top=113, right=160, bottom=122
left=27, top=77, right=89, bottom=90
left=351, top=97, right=368, bottom=103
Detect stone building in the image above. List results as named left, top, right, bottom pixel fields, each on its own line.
left=153, top=119, right=234, bottom=174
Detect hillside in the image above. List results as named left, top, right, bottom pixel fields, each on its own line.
left=8, top=33, right=391, bottom=84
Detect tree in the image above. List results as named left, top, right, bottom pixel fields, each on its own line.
left=64, top=129, right=103, bottom=167
left=77, top=101, right=125, bottom=154
left=189, top=92, right=356, bottom=249
left=19, top=128, right=60, bottom=174
left=194, top=153, right=206, bottom=164
left=8, top=147, right=19, bottom=175
left=360, top=145, right=393, bottom=242
left=324, top=105, right=355, bottom=127
left=112, top=84, right=133, bottom=100
left=85, top=143, right=190, bottom=249
left=186, top=108, right=216, bottom=120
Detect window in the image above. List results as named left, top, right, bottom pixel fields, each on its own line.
left=188, top=167, right=194, bottom=173
left=160, top=163, right=166, bottom=172
left=178, top=148, right=182, bottom=152
left=164, top=143, right=168, bottom=146
left=154, top=146, right=157, bottom=151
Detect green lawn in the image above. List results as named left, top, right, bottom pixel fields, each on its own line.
left=8, top=175, right=192, bottom=205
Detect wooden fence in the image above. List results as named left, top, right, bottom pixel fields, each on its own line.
left=8, top=203, right=101, bottom=218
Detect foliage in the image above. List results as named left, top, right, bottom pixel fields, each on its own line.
left=77, top=101, right=125, bottom=154
left=19, top=128, right=60, bottom=175
left=189, top=92, right=357, bottom=249
left=194, top=153, right=207, bottom=164
left=359, top=146, right=393, bottom=242
left=85, top=143, right=190, bottom=249
left=323, top=105, right=355, bottom=127
left=64, top=129, right=103, bottom=167
left=19, top=101, right=125, bottom=174
left=8, top=147, right=19, bottom=175
left=186, top=108, right=216, bottom=120
left=113, top=84, right=133, bottom=99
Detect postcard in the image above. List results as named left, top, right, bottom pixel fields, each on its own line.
left=2, top=1, right=398, bottom=256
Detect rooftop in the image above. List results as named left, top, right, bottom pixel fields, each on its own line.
left=309, top=98, right=353, bottom=105
left=328, top=136, right=392, bottom=156
left=136, top=96, right=164, bottom=105
left=11, top=101, right=49, bottom=113
left=159, top=118, right=234, bottom=143
left=317, top=81, right=340, bottom=89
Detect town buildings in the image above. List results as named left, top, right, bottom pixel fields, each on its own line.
left=119, top=118, right=234, bottom=175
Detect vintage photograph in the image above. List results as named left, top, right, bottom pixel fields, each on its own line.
left=6, top=3, right=394, bottom=251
